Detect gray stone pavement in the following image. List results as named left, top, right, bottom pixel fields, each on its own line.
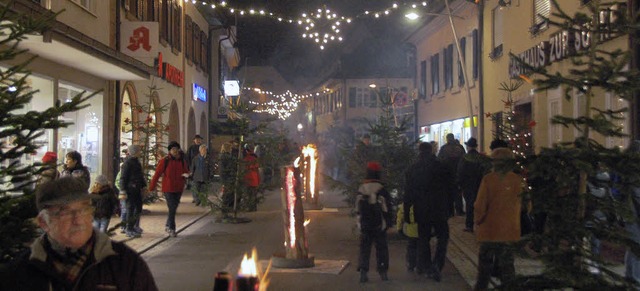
left=106, top=187, right=627, bottom=290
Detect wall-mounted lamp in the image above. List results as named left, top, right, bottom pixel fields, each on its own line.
left=498, top=0, right=511, bottom=7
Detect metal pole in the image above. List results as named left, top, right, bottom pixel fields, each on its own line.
left=444, top=0, right=475, bottom=140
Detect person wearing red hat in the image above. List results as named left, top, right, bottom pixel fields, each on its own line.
left=355, top=161, right=392, bottom=283
left=37, top=151, right=60, bottom=187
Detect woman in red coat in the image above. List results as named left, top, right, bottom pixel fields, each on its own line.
left=149, top=141, right=189, bottom=237
left=242, top=148, right=260, bottom=211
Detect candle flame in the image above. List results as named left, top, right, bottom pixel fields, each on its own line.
left=304, top=219, right=311, bottom=226
left=239, top=249, right=258, bottom=277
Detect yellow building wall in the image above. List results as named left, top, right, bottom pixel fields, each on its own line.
left=481, top=0, right=630, bottom=153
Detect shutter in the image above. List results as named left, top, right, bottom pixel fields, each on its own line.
left=472, top=29, right=478, bottom=79
left=420, top=60, right=427, bottom=99
left=459, top=37, right=466, bottom=86
left=447, top=44, right=454, bottom=89
left=534, top=0, right=551, bottom=26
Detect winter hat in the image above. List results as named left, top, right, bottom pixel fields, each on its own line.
left=491, top=147, right=514, bottom=160
left=36, top=177, right=94, bottom=211
left=42, top=151, right=57, bottom=164
left=194, top=134, right=203, bottom=140
left=95, top=174, right=108, bottom=185
left=128, top=145, right=141, bottom=157
left=366, top=161, right=382, bottom=172
left=167, top=141, right=181, bottom=151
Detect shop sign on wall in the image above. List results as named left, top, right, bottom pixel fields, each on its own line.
left=120, top=22, right=158, bottom=58
left=509, top=3, right=623, bottom=78
left=155, top=52, right=184, bottom=88
left=193, top=83, right=207, bottom=102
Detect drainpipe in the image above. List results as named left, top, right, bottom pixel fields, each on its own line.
left=113, top=0, right=122, bottom=181
left=477, top=0, right=485, bottom=150
left=208, top=25, right=226, bottom=139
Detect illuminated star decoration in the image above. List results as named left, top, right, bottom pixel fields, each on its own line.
left=246, top=87, right=331, bottom=120
left=189, top=0, right=432, bottom=50
left=300, top=6, right=345, bottom=50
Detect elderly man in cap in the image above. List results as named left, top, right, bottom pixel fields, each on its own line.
left=457, top=137, right=491, bottom=232
left=1, top=177, right=158, bottom=290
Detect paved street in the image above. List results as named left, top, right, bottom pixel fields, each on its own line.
left=114, top=188, right=470, bottom=290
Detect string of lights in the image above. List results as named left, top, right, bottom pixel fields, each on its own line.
left=245, top=87, right=331, bottom=120
left=186, top=0, right=431, bottom=49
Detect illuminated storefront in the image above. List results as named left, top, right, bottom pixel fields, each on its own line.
left=419, top=116, right=477, bottom=151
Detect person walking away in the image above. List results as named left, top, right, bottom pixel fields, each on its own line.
left=186, top=134, right=203, bottom=193
left=61, top=150, right=91, bottom=189
left=90, top=175, right=118, bottom=233
left=356, top=161, right=391, bottom=283
left=473, top=148, right=524, bottom=290
left=37, top=151, right=60, bottom=187
left=190, top=144, right=214, bottom=206
left=404, top=142, right=454, bottom=282
left=397, top=203, right=419, bottom=272
left=0, top=177, right=158, bottom=290
left=149, top=141, right=189, bottom=237
left=457, top=137, right=491, bottom=232
left=242, top=147, right=260, bottom=211
left=438, top=133, right=466, bottom=217
left=119, top=145, right=146, bottom=238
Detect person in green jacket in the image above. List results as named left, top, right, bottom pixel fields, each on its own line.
left=397, top=203, right=419, bottom=272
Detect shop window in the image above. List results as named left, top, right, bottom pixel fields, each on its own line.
left=57, top=82, right=103, bottom=182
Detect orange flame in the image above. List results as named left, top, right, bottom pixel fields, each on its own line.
left=301, top=144, right=318, bottom=199
left=285, top=167, right=297, bottom=249
left=237, top=248, right=270, bottom=291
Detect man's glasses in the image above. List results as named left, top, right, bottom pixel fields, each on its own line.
left=48, top=205, right=95, bottom=220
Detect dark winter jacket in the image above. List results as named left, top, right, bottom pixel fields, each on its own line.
left=190, top=154, right=214, bottom=183
left=438, top=141, right=466, bottom=174
left=186, top=143, right=201, bottom=170
left=456, top=149, right=491, bottom=196
left=0, top=231, right=158, bottom=291
left=61, top=164, right=91, bottom=189
left=149, top=154, right=189, bottom=193
left=90, top=184, right=118, bottom=219
left=404, top=154, right=455, bottom=223
left=119, top=156, right=146, bottom=192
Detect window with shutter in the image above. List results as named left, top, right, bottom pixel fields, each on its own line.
left=491, top=6, right=504, bottom=58
left=458, top=37, right=465, bottom=86
left=445, top=44, right=453, bottom=89
left=194, top=24, right=201, bottom=66
left=201, top=31, right=208, bottom=72
left=185, top=16, right=192, bottom=61
left=419, top=60, right=427, bottom=99
left=160, top=0, right=169, bottom=42
left=533, top=0, right=550, bottom=33
left=472, top=29, right=478, bottom=79
left=431, top=54, right=440, bottom=95
left=173, top=3, right=181, bottom=51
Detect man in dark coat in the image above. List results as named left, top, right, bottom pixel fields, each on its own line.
left=457, top=137, right=491, bottom=232
left=119, top=145, right=147, bottom=238
left=0, top=177, right=157, bottom=290
left=186, top=134, right=204, bottom=193
left=438, top=133, right=466, bottom=216
left=404, top=142, right=455, bottom=282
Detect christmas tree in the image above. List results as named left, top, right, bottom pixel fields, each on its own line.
left=121, top=84, right=170, bottom=203
left=487, top=80, right=535, bottom=158
left=0, top=7, right=93, bottom=264
left=504, top=0, right=640, bottom=289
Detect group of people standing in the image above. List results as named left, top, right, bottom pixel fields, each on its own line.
left=355, top=133, right=525, bottom=291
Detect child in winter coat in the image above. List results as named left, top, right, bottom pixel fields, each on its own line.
left=396, top=203, right=419, bottom=272
left=356, top=161, right=392, bottom=283
left=90, top=175, right=118, bottom=233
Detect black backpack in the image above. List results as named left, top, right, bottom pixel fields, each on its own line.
left=357, top=191, right=388, bottom=232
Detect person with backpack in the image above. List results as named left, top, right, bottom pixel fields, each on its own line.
left=404, top=142, right=454, bottom=282
left=355, top=161, right=392, bottom=283
left=149, top=141, right=190, bottom=237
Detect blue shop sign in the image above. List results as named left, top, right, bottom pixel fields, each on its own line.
left=192, top=83, right=207, bottom=102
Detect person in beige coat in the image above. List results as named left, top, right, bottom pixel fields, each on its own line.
left=473, top=147, right=524, bottom=290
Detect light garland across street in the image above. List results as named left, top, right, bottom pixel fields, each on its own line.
left=245, top=87, right=331, bottom=120
left=187, top=0, right=431, bottom=49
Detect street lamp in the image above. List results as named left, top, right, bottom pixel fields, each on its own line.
left=297, top=123, right=304, bottom=143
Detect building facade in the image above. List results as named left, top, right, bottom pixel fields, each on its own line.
left=407, top=0, right=481, bottom=151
